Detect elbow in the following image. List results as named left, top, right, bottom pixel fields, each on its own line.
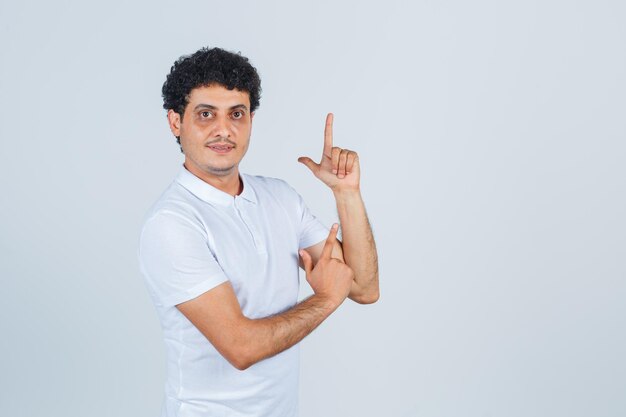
left=351, top=272, right=379, bottom=304
left=352, top=288, right=380, bottom=304
left=230, top=355, right=254, bottom=371
left=225, top=348, right=255, bottom=371
left=198, top=317, right=260, bottom=371
left=222, top=337, right=258, bottom=371
left=352, top=275, right=380, bottom=304
left=360, top=290, right=380, bottom=304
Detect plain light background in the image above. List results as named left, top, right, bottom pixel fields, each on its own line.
left=1, top=0, right=625, bottom=416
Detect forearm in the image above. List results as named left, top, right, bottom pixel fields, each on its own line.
left=234, top=294, right=337, bottom=369
left=334, top=189, right=379, bottom=303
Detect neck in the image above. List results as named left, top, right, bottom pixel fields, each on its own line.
left=184, top=162, right=242, bottom=196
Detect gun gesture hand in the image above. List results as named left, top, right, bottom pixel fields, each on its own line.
left=298, top=113, right=360, bottom=192
left=299, top=224, right=354, bottom=308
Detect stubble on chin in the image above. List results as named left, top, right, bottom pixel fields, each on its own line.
left=205, top=164, right=237, bottom=177
left=183, top=154, right=237, bottom=178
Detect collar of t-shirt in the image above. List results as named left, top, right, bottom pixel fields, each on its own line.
left=175, top=166, right=258, bottom=207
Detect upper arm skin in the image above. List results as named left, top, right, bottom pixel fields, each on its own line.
left=176, top=281, right=251, bottom=370
left=302, top=238, right=369, bottom=303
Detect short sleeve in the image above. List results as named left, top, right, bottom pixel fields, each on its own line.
left=292, top=189, right=329, bottom=250
left=138, top=210, right=229, bottom=307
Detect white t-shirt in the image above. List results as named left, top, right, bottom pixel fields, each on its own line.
left=138, top=166, right=328, bottom=417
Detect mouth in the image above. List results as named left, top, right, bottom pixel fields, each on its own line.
left=206, top=143, right=235, bottom=154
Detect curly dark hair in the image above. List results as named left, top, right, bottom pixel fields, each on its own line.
left=162, top=47, right=262, bottom=148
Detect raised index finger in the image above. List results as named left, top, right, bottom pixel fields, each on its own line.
left=321, top=223, right=339, bottom=259
left=323, top=113, right=334, bottom=158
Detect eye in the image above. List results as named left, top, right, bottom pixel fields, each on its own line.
left=232, top=110, right=244, bottom=119
left=200, top=111, right=213, bottom=118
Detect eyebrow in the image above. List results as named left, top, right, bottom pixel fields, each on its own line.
left=193, top=103, right=249, bottom=111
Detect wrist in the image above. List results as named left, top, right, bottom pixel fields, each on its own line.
left=332, top=187, right=361, bottom=200
left=312, top=293, right=342, bottom=312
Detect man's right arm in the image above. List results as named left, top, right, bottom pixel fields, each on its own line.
left=177, top=224, right=353, bottom=371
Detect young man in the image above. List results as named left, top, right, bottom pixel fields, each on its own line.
left=139, top=47, right=379, bottom=417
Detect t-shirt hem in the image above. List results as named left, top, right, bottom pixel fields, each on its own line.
left=161, top=273, right=230, bottom=307
left=299, top=228, right=330, bottom=249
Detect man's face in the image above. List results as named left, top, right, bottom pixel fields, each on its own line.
left=168, top=84, right=254, bottom=178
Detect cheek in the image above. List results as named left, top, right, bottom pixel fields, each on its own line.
left=237, top=122, right=252, bottom=138
left=181, top=124, right=207, bottom=141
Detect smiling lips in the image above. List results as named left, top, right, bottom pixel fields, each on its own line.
left=207, top=143, right=234, bottom=154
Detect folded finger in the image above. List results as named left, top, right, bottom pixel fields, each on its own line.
left=338, top=150, right=348, bottom=178
left=331, top=147, right=341, bottom=175
left=346, top=151, right=357, bottom=174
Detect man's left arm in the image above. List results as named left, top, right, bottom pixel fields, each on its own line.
left=298, top=113, right=379, bottom=304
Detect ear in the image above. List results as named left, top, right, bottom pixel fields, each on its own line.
left=250, top=111, right=255, bottom=121
left=167, top=109, right=182, bottom=137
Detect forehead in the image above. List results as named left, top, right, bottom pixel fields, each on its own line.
left=187, top=84, right=251, bottom=109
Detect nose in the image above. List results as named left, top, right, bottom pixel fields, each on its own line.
left=212, top=114, right=231, bottom=138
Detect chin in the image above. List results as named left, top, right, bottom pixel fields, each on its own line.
left=206, top=164, right=237, bottom=176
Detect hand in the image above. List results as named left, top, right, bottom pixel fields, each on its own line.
left=298, top=113, right=360, bottom=192
left=299, top=224, right=354, bottom=308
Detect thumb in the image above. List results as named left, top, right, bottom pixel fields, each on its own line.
left=297, top=156, right=318, bottom=173
left=299, top=249, right=313, bottom=275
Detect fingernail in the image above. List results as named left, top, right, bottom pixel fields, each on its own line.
left=332, top=169, right=337, bottom=174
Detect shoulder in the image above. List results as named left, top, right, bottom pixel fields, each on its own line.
left=243, top=174, right=300, bottom=198
left=243, top=174, right=298, bottom=196
left=140, top=181, right=205, bottom=236
left=243, top=174, right=295, bottom=193
left=242, top=174, right=311, bottom=220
